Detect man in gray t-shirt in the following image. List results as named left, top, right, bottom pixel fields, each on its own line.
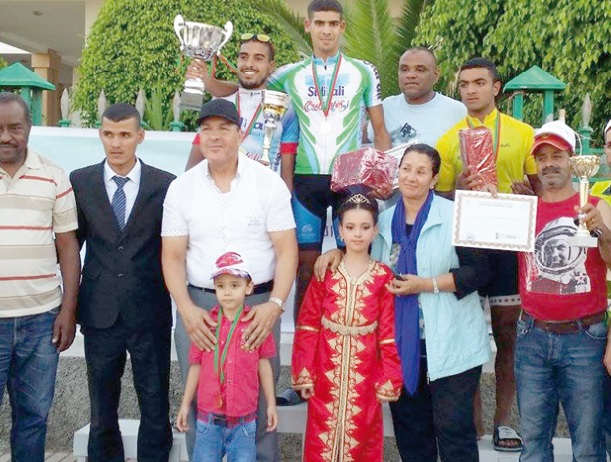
left=368, top=47, right=466, bottom=148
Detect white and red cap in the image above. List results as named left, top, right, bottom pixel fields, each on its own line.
left=532, top=120, right=576, bottom=154
left=211, top=251, right=251, bottom=279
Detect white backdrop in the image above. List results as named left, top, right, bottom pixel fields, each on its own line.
left=29, top=127, right=340, bottom=334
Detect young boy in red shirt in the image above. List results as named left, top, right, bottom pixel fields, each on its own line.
left=176, top=251, right=277, bottom=461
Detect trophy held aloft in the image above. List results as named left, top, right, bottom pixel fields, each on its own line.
left=174, top=15, right=232, bottom=110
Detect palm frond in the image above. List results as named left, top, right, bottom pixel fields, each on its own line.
left=342, top=0, right=398, bottom=98
left=253, top=0, right=312, bottom=57
left=395, top=0, right=433, bottom=53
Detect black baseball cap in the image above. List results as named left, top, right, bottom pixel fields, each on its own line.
left=196, top=99, right=240, bottom=127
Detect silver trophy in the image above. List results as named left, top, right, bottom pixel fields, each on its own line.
left=568, top=155, right=600, bottom=247
left=261, top=90, right=291, bottom=168
left=174, top=14, right=233, bottom=110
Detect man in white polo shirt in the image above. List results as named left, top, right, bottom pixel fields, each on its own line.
left=161, top=99, right=298, bottom=462
left=0, top=92, right=80, bottom=462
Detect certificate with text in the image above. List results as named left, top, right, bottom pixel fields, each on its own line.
left=452, top=190, right=538, bottom=252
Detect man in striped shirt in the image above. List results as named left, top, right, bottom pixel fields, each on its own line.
left=0, top=92, right=80, bottom=462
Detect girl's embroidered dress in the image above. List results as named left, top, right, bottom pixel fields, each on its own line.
left=292, top=260, right=403, bottom=462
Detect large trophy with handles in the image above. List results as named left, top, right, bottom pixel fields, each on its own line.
left=174, top=14, right=232, bottom=110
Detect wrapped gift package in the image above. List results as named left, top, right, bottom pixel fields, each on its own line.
left=459, top=127, right=498, bottom=186
left=331, top=147, right=398, bottom=193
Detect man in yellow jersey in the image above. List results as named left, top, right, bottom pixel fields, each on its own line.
left=436, top=57, right=540, bottom=452
left=591, top=119, right=611, bottom=206
left=591, top=119, right=611, bottom=460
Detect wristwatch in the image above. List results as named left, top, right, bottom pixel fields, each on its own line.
left=269, top=296, right=286, bottom=312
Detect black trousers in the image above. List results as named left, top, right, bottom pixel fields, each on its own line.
left=83, top=316, right=173, bottom=462
left=390, top=351, right=482, bottom=462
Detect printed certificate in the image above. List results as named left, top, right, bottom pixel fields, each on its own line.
left=452, top=190, right=538, bottom=252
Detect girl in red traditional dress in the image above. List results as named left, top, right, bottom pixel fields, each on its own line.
left=292, top=192, right=403, bottom=462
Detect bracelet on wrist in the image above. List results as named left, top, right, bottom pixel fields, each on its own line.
left=431, top=277, right=439, bottom=294
left=269, top=296, right=285, bottom=312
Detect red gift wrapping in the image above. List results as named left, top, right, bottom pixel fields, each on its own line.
left=330, top=147, right=398, bottom=194
left=459, top=127, right=498, bottom=186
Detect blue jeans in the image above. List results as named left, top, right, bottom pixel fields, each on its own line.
left=0, top=308, right=60, bottom=462
left=603, top=374, right=611, bottom=459
left=192, top=416, right=257, bottom=462
left=514, top=314, right=607, bottom=462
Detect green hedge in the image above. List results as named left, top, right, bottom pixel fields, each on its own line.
left=72, top=0, right=301, bottom=129
left=415, top=0, right=611, bottom=142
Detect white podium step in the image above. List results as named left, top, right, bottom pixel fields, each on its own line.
left=74, top=417, right=579, bottom=462
left=73, top=419, right=188, bottom=461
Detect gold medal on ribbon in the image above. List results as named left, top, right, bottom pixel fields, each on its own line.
left=215, top=393, right=223, bottom=410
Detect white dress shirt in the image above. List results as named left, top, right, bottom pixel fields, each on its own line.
left=104, top=159, right=142, bottom=224
left=161, top=154, right=295, bottom=288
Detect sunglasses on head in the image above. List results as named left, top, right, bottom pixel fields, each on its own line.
left=240, top=33, right=272, bottom=43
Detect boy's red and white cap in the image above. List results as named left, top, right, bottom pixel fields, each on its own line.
left=532, top=120, right=576, bottom=154
left=211, top=251, right=251, bottom=279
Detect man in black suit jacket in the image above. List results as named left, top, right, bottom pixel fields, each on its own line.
left=70, top=103, right=176, bottom=462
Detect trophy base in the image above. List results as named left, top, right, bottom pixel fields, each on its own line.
left=569, top=232, right=598, bottom=248
left=180, top=90, right=204, bottom=111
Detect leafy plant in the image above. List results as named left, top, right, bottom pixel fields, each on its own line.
left=341, top=0, right=435, bottom=98
left=253, top=0, right=312, bottom=57
left=0, top=57, right=7, bottom=70
left=72, top=0, right=301, bottom=128
left=343, top=0, right=396, bottom=98
left=394, top=0, right=432, bottom=56
left=142, top=86, right=175, bottom=131
left=415, top=0, right=611, bottom=141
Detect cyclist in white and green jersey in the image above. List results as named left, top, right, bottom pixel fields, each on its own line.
left=274, top=0, right=391, bottom=324
left=191, top=0, right=391, bottom=325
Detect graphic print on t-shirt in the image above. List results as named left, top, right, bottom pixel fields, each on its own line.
left=524, top=216, right=590, bottom=295
left=389, top=122, right=418, bottom=146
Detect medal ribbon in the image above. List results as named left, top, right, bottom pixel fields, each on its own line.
left=311, top=54, right=343, bottom=118
left=236, top=91, right=262, bottom=141
left=466, top=111, right=502, bottom=160
left=213, top=305, right=245, bottom=385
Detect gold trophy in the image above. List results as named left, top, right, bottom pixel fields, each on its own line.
left=261, top=90, right=291, bottom=169
left=568, top=155, right=601, bottom=247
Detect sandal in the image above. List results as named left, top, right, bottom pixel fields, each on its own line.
left=493, top=425, right=523, bottom=452
left=275, top=388, right=303, bottom=406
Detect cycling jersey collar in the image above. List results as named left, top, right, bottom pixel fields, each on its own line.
left=312, top=51, right=341, bottom=66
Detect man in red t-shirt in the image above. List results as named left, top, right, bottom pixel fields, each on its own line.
left=516, top=120, right=611, bottom=461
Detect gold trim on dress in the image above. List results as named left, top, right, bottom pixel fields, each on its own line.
left=296, top=325, right=319, bottom=333
left=322, top=316, right=378, bottom=336
left=376, top=379, right=400, bottom=399
left=379, top=338, right=395, bottom=345
left=293, top=367, right=315, bottom=388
